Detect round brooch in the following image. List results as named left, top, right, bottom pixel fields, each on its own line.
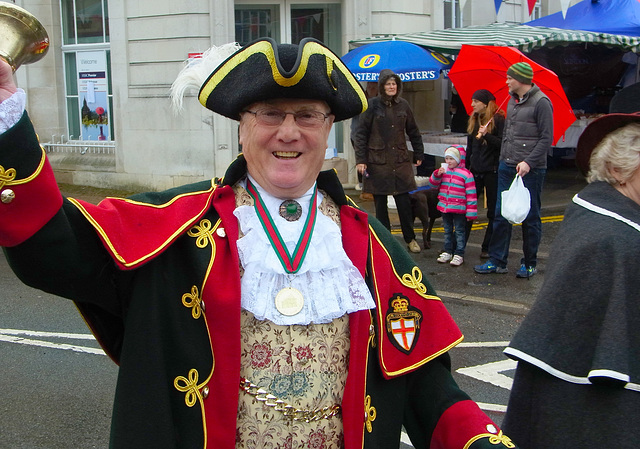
left=279, top=199, right=302, bottom=221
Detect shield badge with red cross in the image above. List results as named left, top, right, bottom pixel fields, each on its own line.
left=385, top=294, right=422, bottom=354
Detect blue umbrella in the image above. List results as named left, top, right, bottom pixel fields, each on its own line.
left=341, top=40, right=452, bottom=82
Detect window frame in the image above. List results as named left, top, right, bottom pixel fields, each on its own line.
left=60, top=0, right=113, bottom=141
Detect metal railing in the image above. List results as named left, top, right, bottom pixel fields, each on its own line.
left=42, top=135, right=116, bottom=155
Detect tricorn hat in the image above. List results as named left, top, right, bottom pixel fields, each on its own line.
left=198, top=38, right=367, bottom=122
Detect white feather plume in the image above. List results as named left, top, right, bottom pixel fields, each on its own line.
left=170, top=42, right=242, bottom=114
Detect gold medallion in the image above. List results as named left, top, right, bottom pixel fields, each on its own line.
left=275, top=287, right=304, bottom=316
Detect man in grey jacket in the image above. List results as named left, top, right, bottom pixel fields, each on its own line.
left=474, top=62, right=553, bottom=278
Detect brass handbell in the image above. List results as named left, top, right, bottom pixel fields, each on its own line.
left=0, top=2, right=49, bottom=71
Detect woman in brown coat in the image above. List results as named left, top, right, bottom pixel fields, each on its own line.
left=355, top=69, right=424, bottom=253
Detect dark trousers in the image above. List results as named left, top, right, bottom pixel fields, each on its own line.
left=374, top=193, right=416, bottom=243
left=465, top=171, right=498, bottom=252
left=488, top=161, right=546, bottom=268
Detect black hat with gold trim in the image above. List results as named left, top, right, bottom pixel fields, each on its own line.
left=197, top=38, right=367, bottom=122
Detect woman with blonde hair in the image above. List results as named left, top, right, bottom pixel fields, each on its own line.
left=503, top=111, right=640, bottom=448
left=464, top=89, right=505, bottom=258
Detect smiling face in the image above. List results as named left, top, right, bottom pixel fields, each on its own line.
left=239, top=98, right=335, bottom=199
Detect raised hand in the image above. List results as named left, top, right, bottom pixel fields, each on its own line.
left=0, top=58, right=18, bottom=103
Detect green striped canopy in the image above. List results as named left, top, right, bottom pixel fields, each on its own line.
left=349, top=23, right=640, bottom=54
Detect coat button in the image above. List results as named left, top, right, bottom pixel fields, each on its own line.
left=216, top=227, right=226, bottom=238
left=369, top=325, right=375, bottom=336
left=202, top=385, right=210, bottom=399
left=201, top=300, right=206, bottom=313
left=1, top=189, right=15, bottom=204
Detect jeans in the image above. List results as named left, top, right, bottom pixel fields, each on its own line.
left=442, top=212, right=467, bottom=256
left=488, top=161, right=546, bottom=268
left=373, top=192, right=415, bottom=243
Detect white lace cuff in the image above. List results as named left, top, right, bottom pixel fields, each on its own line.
left=0, top=89, right=26, bottom=133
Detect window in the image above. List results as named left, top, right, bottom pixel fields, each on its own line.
left=444, top=0, right=461, bottom=29
left=234, top=1, right=343, bottom=152
left=290, top=4, right=341, bottom=49
left=61, top=0, right=112, bottom=141
left=530, top=0, right=542, bottom=20
left=235, top=6, right=281, bottom=46
left=235, top=2, right=341, bottom=51
left=61, top=0, right=109, bottom=45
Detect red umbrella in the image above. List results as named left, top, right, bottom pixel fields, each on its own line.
left=448, top=44, right=576, bottom=145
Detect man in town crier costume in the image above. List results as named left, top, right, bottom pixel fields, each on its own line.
left=0, top=38, right=517, bottom=448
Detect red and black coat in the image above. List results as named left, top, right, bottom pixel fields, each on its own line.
left=1, top=112, right=516, bottom=449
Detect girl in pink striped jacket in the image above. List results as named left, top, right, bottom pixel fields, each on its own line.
left=429, top=145, right=477, bottom=266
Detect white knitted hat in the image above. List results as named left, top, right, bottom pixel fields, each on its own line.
left=444, top=146, right=461, bottom=163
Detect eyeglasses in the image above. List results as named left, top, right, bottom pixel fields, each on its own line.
left=243, top=109, right=330, bottom=129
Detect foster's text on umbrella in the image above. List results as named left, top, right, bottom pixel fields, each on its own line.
left=354, top=70, right=438, bottom=82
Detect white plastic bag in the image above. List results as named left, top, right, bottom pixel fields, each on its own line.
left=501, top=174, right=530, bottom=224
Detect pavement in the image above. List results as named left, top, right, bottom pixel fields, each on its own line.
left=344, top=162, right=587, bottom=227
left=341, top=162, right=588, bottom=313
left=59, top=161, right=587, bottom=212
left=57, top=161, right=587, bottom=311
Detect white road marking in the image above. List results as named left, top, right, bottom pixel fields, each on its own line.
left=457, top=341, right=510, bottom=348
left=0, top=328, right=105, bottom=355
left=438, top=290, right=530, bottom=312
left=0, top=328, right=96, bottom=339
left=1, top=328, right=513, bottom=448
left=456, top=359, right=517, bottom=390
left=476, top=402, right=508, bottom=413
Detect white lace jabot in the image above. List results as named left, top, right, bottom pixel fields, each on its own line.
left=234, top=176, right=375, bottom=325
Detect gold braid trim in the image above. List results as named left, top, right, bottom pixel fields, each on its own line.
left=180, top=218, right=218, bottom=319
left=174, top=369, right=207, bottom=408
left=369, top=229, right=441, bottom=301
left=364, top=394, right=377, bottom=433
left=401, top=266, right=429, bottom=297
left=0, top=166, right=16, bottom=189
left=188, top=218, right=216, bottom=249
left=0, top=146, right=48, bottom=189
left=181, top=285, right=203, bottom=319
left=463, top=431, right=516, bottom=449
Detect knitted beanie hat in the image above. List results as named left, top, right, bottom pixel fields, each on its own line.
left=507, top=62, right=533, bottom=85
left=444, top=146, right=461, bottom=163
left=471, top=89, right=495, bottom=106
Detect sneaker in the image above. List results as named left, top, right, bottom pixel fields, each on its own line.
left=408, top=240, right=421, bottom=253
left=474, top=260, right=508, bottom=274
left=437, top=252, right=453, bottom=263
left=516, top=264, right=537, bottom=278
left=450, top=255, right=464, bottom=266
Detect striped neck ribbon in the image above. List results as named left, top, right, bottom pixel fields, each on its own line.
left=246, top=180, right=318, bottom=274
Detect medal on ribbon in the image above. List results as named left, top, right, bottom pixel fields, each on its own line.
left=246, top=180, right=318, bottom=316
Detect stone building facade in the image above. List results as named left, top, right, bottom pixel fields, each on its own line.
left=13, top=0, right=562, bottom=190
